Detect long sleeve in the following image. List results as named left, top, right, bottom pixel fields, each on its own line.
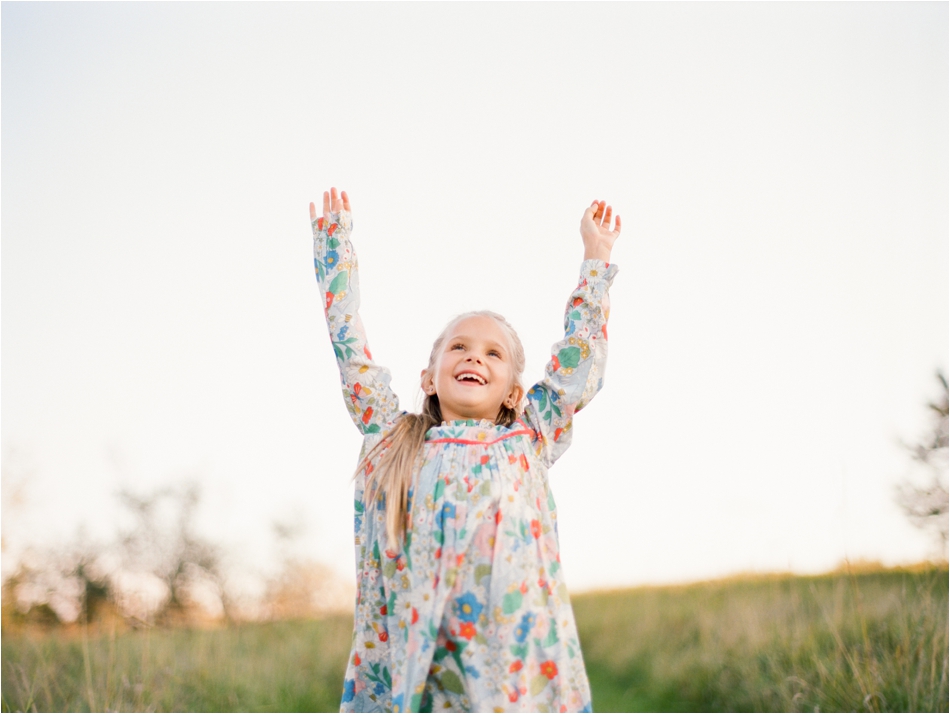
left=313, top=209, right=401, bottom=435
left=523, top=259, right=619, bottom=466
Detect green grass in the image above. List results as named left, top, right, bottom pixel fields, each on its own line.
left=2, top=565, right=947, bottom=712
left=1, top=617, right=353, bottom=712
left=573, top=565, right=948, bottom=712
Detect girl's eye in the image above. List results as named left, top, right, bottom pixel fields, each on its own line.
left=451, top=343, right=465, bottom=351
left=489, top=350, right=501, bottom=358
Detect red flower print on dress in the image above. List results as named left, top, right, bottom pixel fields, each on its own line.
left=509, top=661, right=523, bottom=673
left=540, top=661, right=558, bottom=679
left=378, top=630, right=388, bottom=642
left=530, top=520, right=541, bottom=539
left=316, top=217, right=325, bottom=231
left=361, top=407, right=373, bottom=425
left=327, top=222, right=337, bottom=236
left=459, top=622, right=476, bottom=640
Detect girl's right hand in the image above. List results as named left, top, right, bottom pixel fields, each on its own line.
left=309, top=187, right=351, bottom=223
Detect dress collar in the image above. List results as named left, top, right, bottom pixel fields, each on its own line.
left=441, top=418, right=497, bottom=428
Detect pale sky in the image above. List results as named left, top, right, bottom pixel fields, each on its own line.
left=2, top=2, right=947, bottom=595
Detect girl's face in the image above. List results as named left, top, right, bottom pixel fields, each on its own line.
left=422, top=315, right=523, bottom=424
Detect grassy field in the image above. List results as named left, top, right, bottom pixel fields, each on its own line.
left=573, top=564, right=948, bottom=712
left=2, top=564, right=946, bottom=712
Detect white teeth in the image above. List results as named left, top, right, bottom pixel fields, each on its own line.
left=456, top=373, right=486, bottom=384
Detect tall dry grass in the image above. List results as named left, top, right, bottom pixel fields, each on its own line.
left=1, top=616, right=352, bottom=712
left=573, top=563, right=948, bottom=712
left=2, top=564, right=946, bottom=712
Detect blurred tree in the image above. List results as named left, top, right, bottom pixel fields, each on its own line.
left=896, top=371, right=949, bottom=557
left=262, top=516, right=353, bottom=619
left=1, top=462, right=348, bottom=628
left=1, top=567, right=63, bottom=629
left=1, top=533, right=118, bottom=628
left=117, top=482, right=232, bottom=625
left=70, top=546, right=119, bottom=625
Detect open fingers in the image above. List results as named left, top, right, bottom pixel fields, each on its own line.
left=322, top=191, right=330, bottom=220
left=586, top=198, right=621, bottom=234
left=309, top=202, right=317, bottom=221
left=592, top=200, right=605, bottom=223
left=342, top=190, right=351, bottom=213
left=330, top=187, right=345, bottom=214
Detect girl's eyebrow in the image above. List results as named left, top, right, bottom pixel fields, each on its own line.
left=448, top=334, right=506, bottom=352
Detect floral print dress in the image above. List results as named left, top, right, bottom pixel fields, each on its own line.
left=313, top=209, right=618, bottom=713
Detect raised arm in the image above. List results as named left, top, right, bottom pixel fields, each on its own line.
left=311, top=188, right=401, bottom=435
left=523, top=200, right=621, bottom=466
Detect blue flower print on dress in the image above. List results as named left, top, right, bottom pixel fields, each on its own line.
left=514, top=611, right=537, bottom=643
left=341, top=678, right=356, bottom=704
left=455, top=592, right=483, bottom=623
left=435, top=501, right=456, bottom=531
left=391, top=693, right=404, bottom=712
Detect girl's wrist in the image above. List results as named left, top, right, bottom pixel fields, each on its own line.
left=583, top=247, right=611, bottom=262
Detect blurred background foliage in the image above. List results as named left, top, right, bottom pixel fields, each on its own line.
left=2, top=481, right=353, bottom=631
left=1, top=375, right=947, bottom=711
left=895, top=372, right=949, bottom=556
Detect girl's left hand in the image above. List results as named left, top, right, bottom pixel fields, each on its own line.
left=581, top=200, right=621, bottom=262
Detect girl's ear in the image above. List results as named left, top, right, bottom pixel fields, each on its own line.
left=420, top=369, right=436, bottom=396
left=505, top=384, right=525, bottom=409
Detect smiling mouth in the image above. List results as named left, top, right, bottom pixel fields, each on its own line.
left=455, top=372, right=487, bottom=385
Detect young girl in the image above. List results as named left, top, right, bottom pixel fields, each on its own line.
left=310, top=188, right=620, bottom=713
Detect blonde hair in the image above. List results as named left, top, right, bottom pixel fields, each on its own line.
left=358, top=311, right=526, bottom=549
